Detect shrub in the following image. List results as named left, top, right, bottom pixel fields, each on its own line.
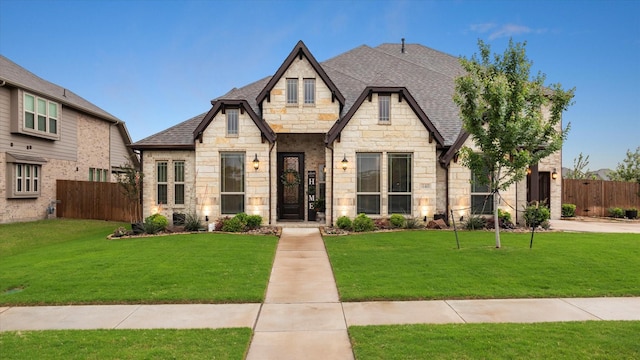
left=562, top=204, right=577, bottom=217
left=374, top=218, right=390, bottom=230
left=235, top=212, right=249, bottom=225
left=608, top=207, right=625, bottom=218
left=465, top=215, right=486, bottom=230
left=524, top=203, right=551, bottom=227
left=183, top=212, right=202, bottom=232
left=215, top=216, right=230, bottom=231
left=246, top=215, right=262, bottom=230
left=222, top=217, right=245, bottom=232
left=389, top=214, right=405, bottom=228
left=404, top=216, right=421, bottom=229
left=112, top=227, right=128, bottom=237
left=353, top=213, right=375, bottom=232
left=497, top=209, right=512, bottom=224
left=145, top=213, right=168, bottom=233
left=336, top=216, right=352, bottom=230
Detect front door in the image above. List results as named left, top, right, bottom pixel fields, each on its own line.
left=527, top=171, right=551, bottom=206
left=278, top=153, right=305, bottom=220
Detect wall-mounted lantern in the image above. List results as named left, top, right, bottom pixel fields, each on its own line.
left=253, top=154, right=260, bottom=170
left=552, top=168, right=558, bottom=180
left=341, top=154, right=348, bottom=171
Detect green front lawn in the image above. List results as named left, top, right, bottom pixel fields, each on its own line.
left=325, top=231, right=640, bottom=301
left=0, top=328, right=251, bottom=360
left=349, top=321, right=640, bottom=359
left=0, top=219, right=278, bottom=305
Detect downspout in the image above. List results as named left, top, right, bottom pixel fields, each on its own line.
left=326, top=142, right=335, bottom=226
left=268, top=140, right=275, bottom=225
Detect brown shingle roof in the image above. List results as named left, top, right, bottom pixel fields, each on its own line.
left=132, top=41, right=466, bottom=148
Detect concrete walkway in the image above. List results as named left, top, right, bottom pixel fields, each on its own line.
left=550, top=218, right=640, bottom=233
left=1, top=226, right=640, bottom=358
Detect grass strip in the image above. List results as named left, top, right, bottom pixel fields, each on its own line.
left=1, top=220, right=278, bottom=305
left=349, top=321, right=640, bottom=359
left=325, top=231, right=640, bottom=301
left=0, top=328, right=251, bottom=360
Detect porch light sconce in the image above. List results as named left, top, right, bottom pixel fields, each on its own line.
left=527, top=167, right=532, bottom=175
left=341, top=154, right=348, bottom=171
left=552, top=168, right=558, bottom=180
left=205, top=215, right=209, bottom=222
left=252, top=154, right=260, bottom=170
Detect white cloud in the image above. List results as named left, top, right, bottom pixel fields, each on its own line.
left=469, top=22, right=547, bottom=40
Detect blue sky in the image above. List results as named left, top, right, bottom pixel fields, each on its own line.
left=1, top=0, right=638, bottom=170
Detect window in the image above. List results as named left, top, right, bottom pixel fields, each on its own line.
left=89, top=168, right=108, bottom=182
left=14, top=164, right=40, bottom=196
left=24, top=93, right=58, bottom=135
left=226, top=109, right=238, bottom=136
left=357, top=153, right=381, bottom=214
left=378, top=94, right=390, bottom=123
left=286, top=78, right=298, bottom=104
left=388, top=153, right=412, bottom=213
left=221, top=153, right=245, bottom=214
left=304, top=78, right=315, bottom=104
left=174, top=161, right=185, bottom=205
left=157, top=161, right=168, bottom=205
left=471, top=168, right=494, bottom=214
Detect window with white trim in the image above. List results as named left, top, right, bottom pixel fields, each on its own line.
left=89, top=168, right=109, bottom=182
left=303, top=78, right=315, bottom=104
left=221, top=153, right=245, bottom=214
left=24, top=93, right=59, bottom=135
left=286, top=78, right=298, bottom=104
left=226, top=109, right=238, bottom=136
left=16, top=164, right=40, bottom=195
left=388, top=153, right=412, bottom=213
left=471, top=168, right=494, bottom=214
left=378, top=94, right=390, bottom=123
left=174, top=161, right=185, bottom=205
left=157, top=161, right=168, bottom=205
left=357, top=153, right=381, bottom=215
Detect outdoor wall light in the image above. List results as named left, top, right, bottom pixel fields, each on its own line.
left=205, top=215, right=209, bottom=222
left=341, top=154, right=348, bottom=171
left=527, top=167, right=532, bottom=175
left=253, top=154, right=260, bottom=170
left=552, top=168, right=558, bottom=180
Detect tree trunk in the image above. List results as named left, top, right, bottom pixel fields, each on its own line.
left=494, top=194, right=501, bottom=248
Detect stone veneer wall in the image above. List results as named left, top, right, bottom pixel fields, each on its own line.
left=262, top=55, right=339, bottom=133
left=331, top=93, right=437, bottom=223
left=194, top=110, right=271, bottom=223
left=141, top=150, right=196, bottom=224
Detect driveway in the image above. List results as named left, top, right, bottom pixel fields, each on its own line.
left=550, top=219, right=640, bottom=233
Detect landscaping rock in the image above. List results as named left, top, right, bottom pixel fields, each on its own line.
left=427, top=219, right=448, bottom=229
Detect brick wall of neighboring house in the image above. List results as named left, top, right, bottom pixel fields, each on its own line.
left=331, top=92, right=437, bottom=222
left=262, top=56, right=340, bottom=133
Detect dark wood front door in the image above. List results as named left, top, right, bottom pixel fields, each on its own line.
left=527, top=171, right=551, bottom=206
left=278, top=153, right=305, bottom=220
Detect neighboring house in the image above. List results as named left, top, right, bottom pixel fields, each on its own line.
left=131, top=40, right=563, bottom=226
left=0, top=55, right=138, bottom=223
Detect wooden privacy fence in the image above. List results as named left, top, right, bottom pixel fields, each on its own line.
left=562, top=179, right=640, bottom=217
left=56, top=180, right=141, bottom=222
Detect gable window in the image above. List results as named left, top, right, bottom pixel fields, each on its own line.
left=226, top=109, right=238, bottom=136
left=221, top=153, right=245, bottom=214
left=378, top=94, right=390, bottom=123
left=157, top=161, right=168, bottom=205
left=286, top=78, right=298, bottom=104
left=24, top=93, right=59, bottom=136
left=303, top=78, right=315, bottom=104
left=471, top=168, right=494, bottom=214
left=388, top=153, right=412, bottom=213
left=357, top=153, right=381, bottom=215
left=174, top=161, right=185, bottom=205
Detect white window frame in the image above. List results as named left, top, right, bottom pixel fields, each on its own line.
left=378, top=94, right=390, bottom=123
left=157, top=161, right=168, bottom=205
left=174, top=161, right=185, bottom=205
left=221, top=152, right=245, bottom=214
left=226, top=109, right=239, bottom=136
left=13, top=163, right=41, bottom=198
left=23, top=92, right=59, bottom=137
left=388, top=153, right=412, bottom=214
left=303, top=78, right=315, bottom=105
left=286, top=78, right=298, bottom=104
left=356, top=153, right=381, bottom=215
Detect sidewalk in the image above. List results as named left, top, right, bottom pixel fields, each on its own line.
left=1, top=227, right=639, bottom=358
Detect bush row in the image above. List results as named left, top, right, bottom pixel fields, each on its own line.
left=335, top=213, right=422, bottom=232
left=215, top=213, right=263, bottom=232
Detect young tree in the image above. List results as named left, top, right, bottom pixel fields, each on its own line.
left=609, top=146, right=640, bottom=183
left=454, top=39, right=574, bottom=248
left=116, top=161, right=144, bottom=223
left=565, top=152, right=591, bottom=179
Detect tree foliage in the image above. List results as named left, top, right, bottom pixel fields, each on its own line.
left=116, top=161, right=144, bottom=223
left=565, top=152, right=592, bottom=179
left=609, top=146, right=640, bottom=183
left=454, top=39, right=574, bottom=248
